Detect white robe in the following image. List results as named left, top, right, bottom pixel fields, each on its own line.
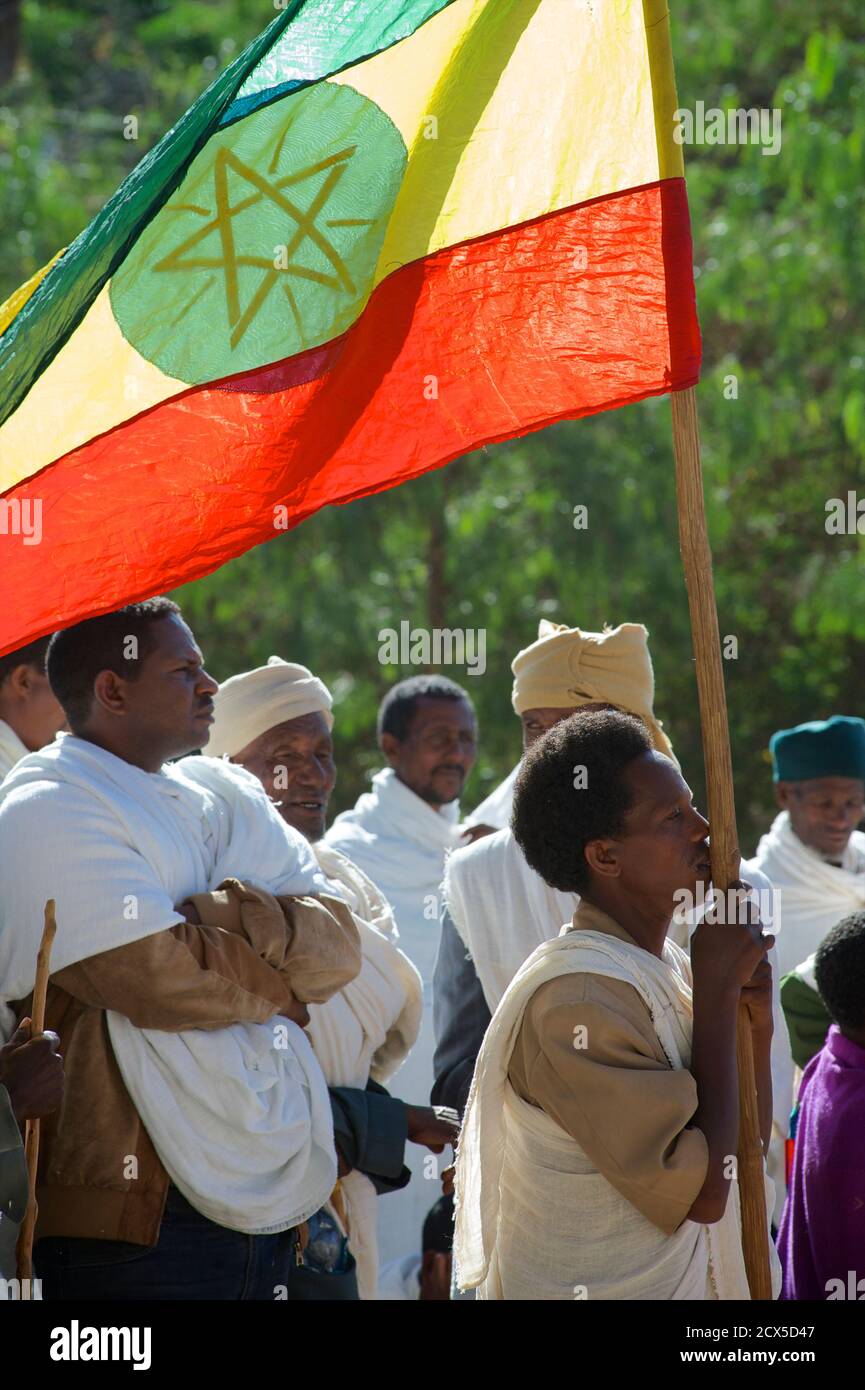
left=446, top=831, right=793, bottom=1224
left=748, top=810, right=865, bottom=978
left=307, top=842, right=422, bottom=1299
left=0, top=735, right=337, bottom=1235
left=455, top=926, right=781, bottom=1301
left=444, top=826, right=577, bottom=1013
left=325, top=767, right=464, bottom=1266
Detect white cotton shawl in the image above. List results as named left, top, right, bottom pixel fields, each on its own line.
left=326, top=768, right=463, bottom=977
left=749, top=811, right=865, bottom=978
left=454, top=927, right=780, bottom=1301
left=306, top=842, right=422, bottom=1299
left=444, top=826, right=578, bottom=1013
left=310, top=843, right=422, bottom=1090
left=325, top=767, right=463, bottom=1271
left=0, top=736, right=337, bottom=1234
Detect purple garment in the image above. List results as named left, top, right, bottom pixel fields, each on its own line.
left=778, top=1024, right=865, bottom=1300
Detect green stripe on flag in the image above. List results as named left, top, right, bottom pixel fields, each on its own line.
left=227, top=0, right=455, bottom=124
left=0, top=0, right=454, bottom=436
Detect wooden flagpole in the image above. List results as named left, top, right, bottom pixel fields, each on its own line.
left=670, top=386, right=773, bottom=1300
left=16, top=899, right=57, bottom=1298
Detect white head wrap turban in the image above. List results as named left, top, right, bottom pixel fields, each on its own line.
left=511, top=620, right=676, bottom=762
left=207, top=657, right=333, bottom=758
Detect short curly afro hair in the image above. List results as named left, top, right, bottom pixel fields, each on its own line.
left=511, top=708, right=653, bottom=895
left=814, top=911, right=865, bottom=1032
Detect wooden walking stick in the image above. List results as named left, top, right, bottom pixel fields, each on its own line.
left=15, top=898, right=57, bottom=1299
left=671, top=386, right=773, bottom=1300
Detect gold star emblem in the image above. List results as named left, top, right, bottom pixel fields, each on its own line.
left=111, top=84, right=407, bottom=383
left=155, top=135, right=376, bottom=350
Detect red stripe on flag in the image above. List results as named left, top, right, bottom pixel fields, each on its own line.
left=0, top=178, right=700, bottom=655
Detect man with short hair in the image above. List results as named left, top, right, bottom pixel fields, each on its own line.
left=0, top=599, right=358, bottom=1300
left=325, top=673, right=477, bottom=1262
left=0, top=636, right=65, bottom=780
left=454, top=710, right=781, bottom=1300
left=433, top=620, right=675, bottom=1114
left=747, top=716, right=865, bottom=978
left=326, top=673, right=477, bottom=1018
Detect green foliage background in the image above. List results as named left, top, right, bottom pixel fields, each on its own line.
left=2, top=0, right=863, bottom=845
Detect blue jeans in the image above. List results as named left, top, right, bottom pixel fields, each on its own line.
left=35, top=1188, right=358, bottom=1301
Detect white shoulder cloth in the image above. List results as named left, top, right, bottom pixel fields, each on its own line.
left=0, top=738, right=336, bottom=1234
left=454, top=926, right=780, bottom=1301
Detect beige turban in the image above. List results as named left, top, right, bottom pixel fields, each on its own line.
left=511, top=619, right=675, bottom=761
left=207, top=656, right=333, bottom=758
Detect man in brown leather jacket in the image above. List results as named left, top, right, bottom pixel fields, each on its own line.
left=0, top=597, right=357, bottom=1301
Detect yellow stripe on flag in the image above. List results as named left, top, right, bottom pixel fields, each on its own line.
left=1, top=286, right=187, bottom=491
left=0, top=250, right=66, bottom=337
left=333, top=0, right=684, bottom=279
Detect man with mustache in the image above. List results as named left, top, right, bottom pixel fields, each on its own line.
left=325, top=674, right=478, bottom=1263
left=0, top=599, right=358, bottom=1300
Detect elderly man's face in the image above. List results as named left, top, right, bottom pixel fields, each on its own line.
left=233, top=711, right=335, bottom=842
left=776, top=777, right=865, bottom=859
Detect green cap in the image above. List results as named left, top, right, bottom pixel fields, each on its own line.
left=770, top=715, right=865, bottom=783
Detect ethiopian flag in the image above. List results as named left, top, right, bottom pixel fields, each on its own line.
left=0, top=0, right=700, bottom=657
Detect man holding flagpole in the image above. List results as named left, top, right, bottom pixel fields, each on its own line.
left=454, top=709, right=781, bottom=1300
